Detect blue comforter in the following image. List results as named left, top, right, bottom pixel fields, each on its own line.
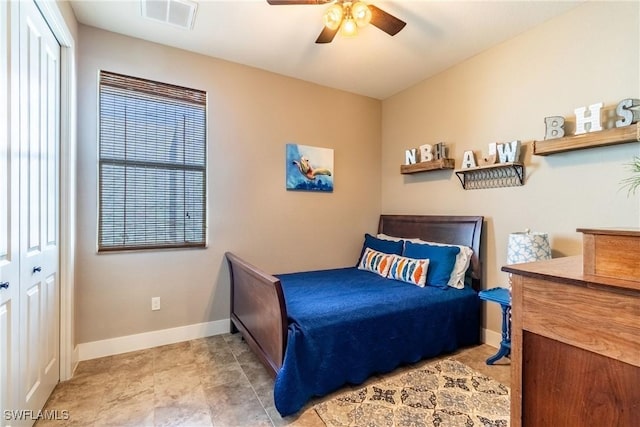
left=273, top=267, right=480, bottom=416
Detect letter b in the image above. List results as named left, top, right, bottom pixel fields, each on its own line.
left=544, top=116, right=565, bottom=139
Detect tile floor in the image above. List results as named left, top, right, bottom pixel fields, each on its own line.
left=37, top=334, right=510, bottom=426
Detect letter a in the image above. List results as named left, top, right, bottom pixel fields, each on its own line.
left=461, top=151, right=477, bottom=169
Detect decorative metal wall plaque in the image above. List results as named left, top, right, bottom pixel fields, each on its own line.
left=455, top=163, right=524, bottom=190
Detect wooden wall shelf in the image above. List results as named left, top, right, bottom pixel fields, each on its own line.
left=400, top=158, right=455, bottom=174
left=454, top=162, right=524, bottom=190
left=533, top=123, right=640, bottom=156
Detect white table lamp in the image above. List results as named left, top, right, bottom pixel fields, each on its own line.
left=507, top=229, right=552, bottom=265
left=507, top=230, right=551, bottom=297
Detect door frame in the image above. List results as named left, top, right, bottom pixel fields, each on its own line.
left=33, top=0, right=76, bottom=381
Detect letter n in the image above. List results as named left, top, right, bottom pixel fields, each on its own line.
left=405, top=149, right=417, bottom=165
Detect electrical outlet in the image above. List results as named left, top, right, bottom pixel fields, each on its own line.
left=151, top=297, right=161, bottom=311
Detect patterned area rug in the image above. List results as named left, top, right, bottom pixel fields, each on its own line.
left=314, top=359, right=510, bottom=427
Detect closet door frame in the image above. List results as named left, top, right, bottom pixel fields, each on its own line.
left=32, top=0, right=76, bottom=382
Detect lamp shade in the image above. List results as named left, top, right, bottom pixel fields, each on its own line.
left=323, top=4, right=343, bottom=30
left=340, top=17, right=358, bottom=37
left=352, top=2, right=372, bottom=27
left=507, top=230, right=551, bottom=264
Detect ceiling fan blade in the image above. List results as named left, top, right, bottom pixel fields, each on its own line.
left=315, top=25, right=339, bottom=44
left=369, top=4, right=406, bottom=36
left=266, top=1, right=332, bottom=5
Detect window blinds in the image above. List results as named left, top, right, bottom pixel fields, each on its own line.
left=98, top=71, right=207, bottom=251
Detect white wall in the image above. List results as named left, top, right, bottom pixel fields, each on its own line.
left=381, top=1, right=640, bottom=334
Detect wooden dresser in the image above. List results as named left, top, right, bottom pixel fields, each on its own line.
left=503, top=228, right=640, bottom=427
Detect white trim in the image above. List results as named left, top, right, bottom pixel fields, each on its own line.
left=34, top=0, right=77, bottom=381
left=481, top=328, right=501, bottom=349
left=72, top=345, right=79, bottom=375
left=57, top=40, right=77, bottom=382
left=78, top=319, right=231, bottom=361
left=81, top=323, right=501, bottom=363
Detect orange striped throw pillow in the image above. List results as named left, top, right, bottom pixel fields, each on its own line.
left=387, top=255, right=429, bottom=287
left=358, top=247, right=394, bottom=277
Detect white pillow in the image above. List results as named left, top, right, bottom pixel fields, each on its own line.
left=377, top=233, right=472, bottom=289
left=376, top=233, right=404, bottom=242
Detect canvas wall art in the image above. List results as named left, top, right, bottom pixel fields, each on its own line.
left=286, top=144, right=334, bottom=192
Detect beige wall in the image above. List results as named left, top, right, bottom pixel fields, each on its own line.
left=76, top=1, right=640, bottom=346
left=381, top=1, right=640, bottom=334
left=76, top=25, right=382, bottom=344
left=56, top=1, right=78, bottom=38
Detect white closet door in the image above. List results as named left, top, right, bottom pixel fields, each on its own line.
left=18, top=0, right=60, bottom=420
left=0, top=1, right=19, bottom=425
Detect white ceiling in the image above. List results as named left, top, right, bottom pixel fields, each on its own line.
left=69, top=0, right=582, bottom=99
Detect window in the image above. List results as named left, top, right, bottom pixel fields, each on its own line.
left=98, top=71, right=206, bottom=251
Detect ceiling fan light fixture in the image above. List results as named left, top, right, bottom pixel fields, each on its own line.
left=299, top=0, right=404, bottom=43
left=351, top=1, right=371, bottom=27
left=323, top=3, right=343, bottom=31
left=340, top=16, right=358, bottom=37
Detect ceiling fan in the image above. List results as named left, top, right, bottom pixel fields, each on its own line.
left=266, top=1, right=406, bottom=44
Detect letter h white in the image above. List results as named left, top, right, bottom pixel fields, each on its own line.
left=574, top=102, right=603, bottom=135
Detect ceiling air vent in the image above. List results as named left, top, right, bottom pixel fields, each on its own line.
left=141, top=0, right=198, bottom=30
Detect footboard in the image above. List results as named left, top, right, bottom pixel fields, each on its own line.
left=225, top=252, right=287, bottom=377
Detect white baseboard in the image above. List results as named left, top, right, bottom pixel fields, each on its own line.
left=78, top=321, right=499, bottom=362
left=481, top=328, right=501, bottom=349
left=78, top=319, right=230, bottom=361
left=72, top=344, right=80, bottom=374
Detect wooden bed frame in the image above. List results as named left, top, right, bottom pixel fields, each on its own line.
left=225, top=214, right=484, bottom=378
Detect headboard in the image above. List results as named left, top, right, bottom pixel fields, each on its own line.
left=378, top=215, right=484, bottom=291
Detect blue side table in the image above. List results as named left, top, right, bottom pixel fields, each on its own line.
left=479, top=287, right=511, bottom=365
